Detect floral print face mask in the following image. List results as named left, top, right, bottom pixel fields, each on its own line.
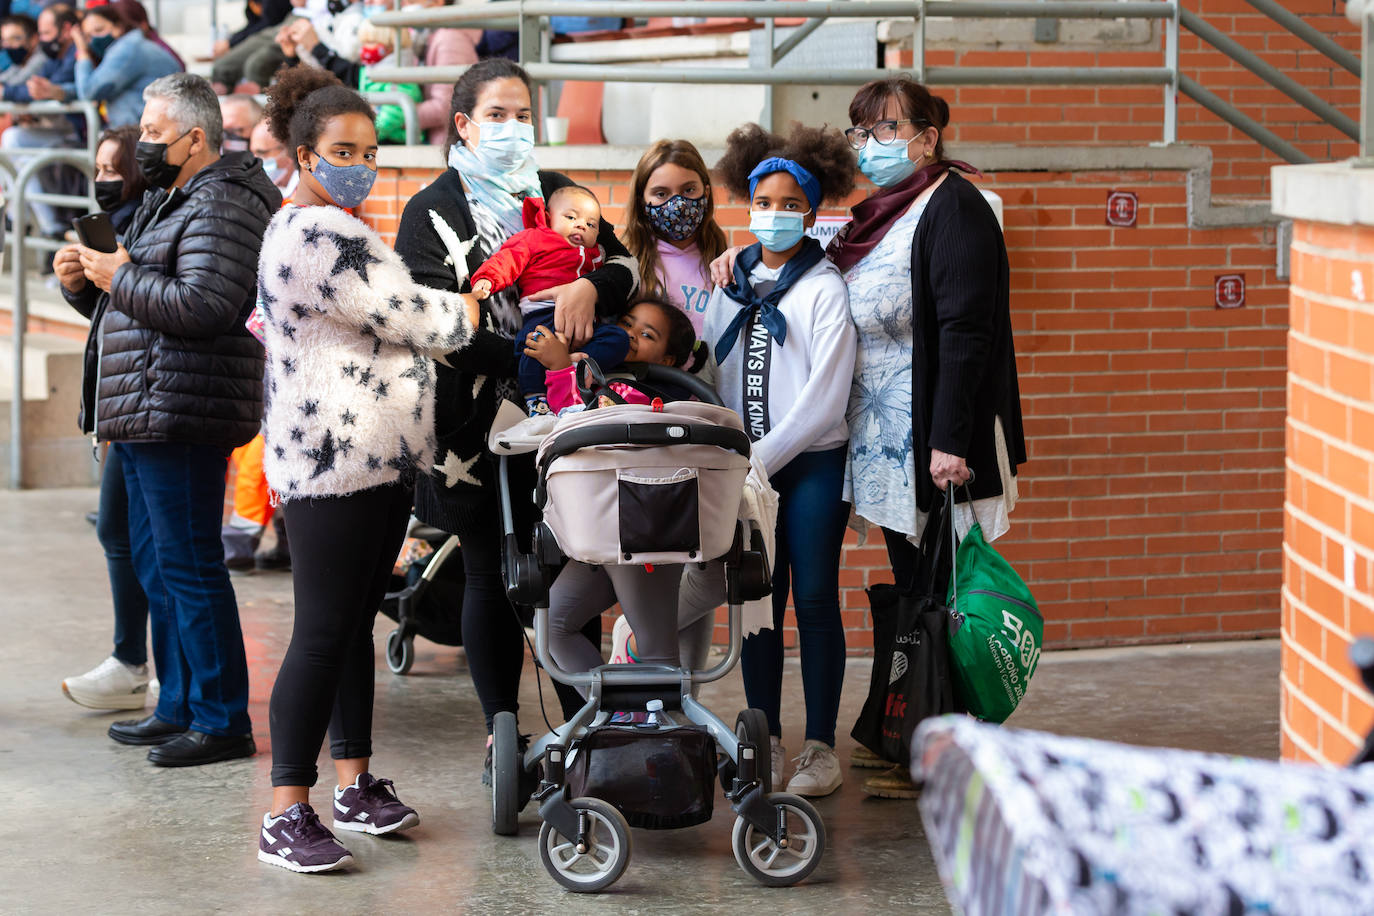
left=644, top=193, right=707, bottom=242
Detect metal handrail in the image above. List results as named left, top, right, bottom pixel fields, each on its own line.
left=360, top=90, right=421, bottom=146
left=1181, top=8, right=1358, bottom=142
left=2, top=148, right=98, bottom=489
left=0, top=100, right=102, bottom=159
left=1246, top=0, right=1360, bottom=77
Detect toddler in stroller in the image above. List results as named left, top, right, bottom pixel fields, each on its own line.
left=487, top=359, right=827, bottom=892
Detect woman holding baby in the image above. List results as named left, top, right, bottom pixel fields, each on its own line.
left=394, top=59, right=639, bottom=790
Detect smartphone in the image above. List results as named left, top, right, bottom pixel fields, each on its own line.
left=72, top=212, right=117, bottom=253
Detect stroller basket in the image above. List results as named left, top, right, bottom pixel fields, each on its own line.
left=535, top=401, right=752, bottom=566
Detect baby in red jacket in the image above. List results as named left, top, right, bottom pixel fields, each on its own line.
left=470, top=185, right=631, bottom=415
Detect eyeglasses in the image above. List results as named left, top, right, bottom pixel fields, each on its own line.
left=843, top=119, right=926, bottom=150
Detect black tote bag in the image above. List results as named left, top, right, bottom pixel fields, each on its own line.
left=851, top=489, right=958, bottom=768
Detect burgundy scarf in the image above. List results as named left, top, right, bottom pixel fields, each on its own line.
left=826, top=159, right=981, bottom=273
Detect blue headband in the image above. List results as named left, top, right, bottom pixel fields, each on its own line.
left=747, top=157, right=820, bottom=211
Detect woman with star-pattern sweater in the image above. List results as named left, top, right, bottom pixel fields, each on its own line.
left=252, top=68, right=480, bottom=875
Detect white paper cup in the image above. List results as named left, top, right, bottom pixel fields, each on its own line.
left=545, top=116, right=570, bottom=146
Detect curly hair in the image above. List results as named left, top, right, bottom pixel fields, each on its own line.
left=623, top=139, right=728, bottom=302
left=848, top=78, right=951, bottom=160
left=714, top=122, right=855, bottom=206
left=264, top=66, right=374, bottom=154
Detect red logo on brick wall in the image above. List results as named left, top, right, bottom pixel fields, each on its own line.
left=1214, top=273, right=1245, bottom=309
left=1106, top=190, right=1138, bottom=227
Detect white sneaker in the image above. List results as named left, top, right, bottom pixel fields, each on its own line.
left=609, top=615, right=637, bottom=664
left=149, top=678, right=160, bottom=701
left=62, top=656, right=150, bottom=710
left=770, top=736, right=786, bottom=788
left=785, top=741, right=843, bottom=798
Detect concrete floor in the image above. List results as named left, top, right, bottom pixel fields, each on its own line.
left=0, top=488, right=1281, bottom=914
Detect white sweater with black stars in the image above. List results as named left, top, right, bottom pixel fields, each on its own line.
left=258, top=204, right=474, bottom=500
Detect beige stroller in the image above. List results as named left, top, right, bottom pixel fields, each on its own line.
left=487, top=361, right=827, bottom=893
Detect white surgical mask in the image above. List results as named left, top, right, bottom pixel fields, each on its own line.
left=749, top=209, right=809, bottom=252
left=473, top=119, right=535, bottom=175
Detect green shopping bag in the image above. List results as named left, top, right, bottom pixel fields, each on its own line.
left=944, top=486, right=1042, bottom=723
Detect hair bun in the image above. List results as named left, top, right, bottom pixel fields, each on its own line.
left=931, top=95, right=950, bottom=130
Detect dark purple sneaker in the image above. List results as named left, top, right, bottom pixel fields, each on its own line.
left=258, top=803, right=353, bottom=873
left=332, top=774, right=420, bottom=835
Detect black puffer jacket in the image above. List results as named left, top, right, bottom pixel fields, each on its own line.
left=65, top=151, right=279, bottom=449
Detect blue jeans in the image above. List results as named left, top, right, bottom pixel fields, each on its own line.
left=116, top=442, right=252, bottom=736
left=515, top=306, right=630, bottom=397
left=741, top=446, right=849, bottom=747
left=98, top=445, right=151, bottom=666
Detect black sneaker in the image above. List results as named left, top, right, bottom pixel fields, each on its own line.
left=332, top=774, right=419, bottom=835
left=258, top=803, right=353, bottom=873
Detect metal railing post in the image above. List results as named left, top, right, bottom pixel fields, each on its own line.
left=913, top=0, right=925, bottom=82
left=9, top=160, right=28, bottom=490
left=1363, top=8, right=1374, bottom=163
left=1163, top=0, right=1178, bottom=145
left=0, top=140, right=98, bottom=489
left=762, top=18, right=774, bottom=132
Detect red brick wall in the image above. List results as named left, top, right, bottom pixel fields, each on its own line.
left=1280, top=219, right=1374, bottom=764
left=360, top=160, right=1288, bottom=653
left=887, top=0, right=1359, bottom=200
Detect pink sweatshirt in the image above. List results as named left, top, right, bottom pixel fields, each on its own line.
left=545, top=365, right=652, bottom=412
left=418, top=29, right=481, bottom=144
left=655, top=238, right=712, bottom=336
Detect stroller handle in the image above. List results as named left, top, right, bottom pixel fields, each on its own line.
left=610, top=363, right=725, bottom=407
left=535, top=423, right=750, bottom=505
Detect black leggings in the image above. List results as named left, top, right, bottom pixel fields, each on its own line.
left=269, top=484, right=412, bottom=787
left=455, top=468, right=595, bottom=733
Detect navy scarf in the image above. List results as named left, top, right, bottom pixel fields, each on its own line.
left=714, top=237, right=826, bottom=364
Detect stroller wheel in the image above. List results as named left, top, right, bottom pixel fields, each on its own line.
left=736, top=709, right=772, bottom=794
left=732, top=792, right=826, bottom=887
left=385, top=629, right=414, bottom=675
left=539, top=796, right=631, bottom=893
left=491, top=711, right=520, bottom=836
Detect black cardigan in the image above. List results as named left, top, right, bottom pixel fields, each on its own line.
left=393, top=167, right=637, bottom=533
left=910, top=171, right=1027, bottom=513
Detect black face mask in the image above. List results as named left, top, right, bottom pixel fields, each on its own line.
left=135, top=131, right=191, bottom=189
left=221, top=131, right=249, bottom=154
left=94, top=179, right=125, bottom=212
left=4, top=45, right=29, bottom=66
left=39, top=38, right=62, bottom=60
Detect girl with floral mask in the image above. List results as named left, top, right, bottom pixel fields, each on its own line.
left=833, top=79, right=1026, bottom=800
left=253, top=67, right=480, bottom=874
left=623, top=139, right=727, bottom=336
left=392, top=59, right=639, bottom=791
left=682, top=122, right=858, bottom=800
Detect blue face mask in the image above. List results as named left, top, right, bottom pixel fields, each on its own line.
left=473, top=118, right=535, bottom=175
left=261, top=157, right=281, bottom=182
left=89, top=34, right=115, bottom=58
left=310, top=150, right=376, bottom=208
left=749, top=209, right=809, bottom=253
left=858, top=137, right=917, bottom=188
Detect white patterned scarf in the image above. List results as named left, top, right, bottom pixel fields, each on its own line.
left=447, top=141, right=542, bottom=238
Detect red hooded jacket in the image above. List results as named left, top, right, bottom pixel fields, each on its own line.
left=470, top=197, right=604, bottom=300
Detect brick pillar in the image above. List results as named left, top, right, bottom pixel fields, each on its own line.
left=1273, top=163, right=1374, bottom=764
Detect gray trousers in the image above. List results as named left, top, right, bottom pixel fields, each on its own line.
left=549, top=561, right=725, bottom=678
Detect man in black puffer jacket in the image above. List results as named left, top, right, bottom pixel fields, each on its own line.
left=55, top=73, right=280, bottom=768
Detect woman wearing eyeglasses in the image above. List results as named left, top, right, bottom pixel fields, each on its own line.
left=832, top=78, right=1026, bottom=798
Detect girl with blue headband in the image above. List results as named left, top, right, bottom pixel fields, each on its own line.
left=682, top=122, right=858, bottom=799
